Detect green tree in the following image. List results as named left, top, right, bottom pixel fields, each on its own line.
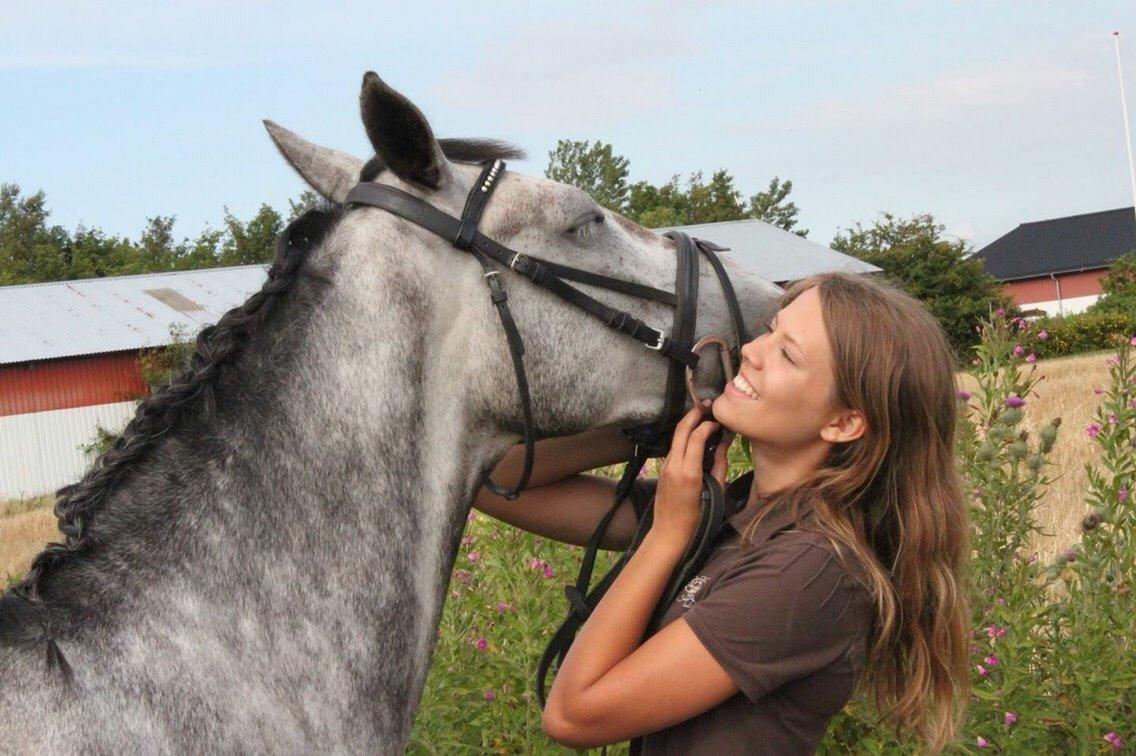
left=544, top=139, right=631, bottom=213
left=134, top=215, right=182, bottom=274
left=1088, top=250, right=1136, bottom=315
left=62, top=226, right=131, bottom=279
left=0, top=183, right=69, bottom=284
left=831, top=212, right=1009, bottom=358
left=626, top=170, right=748, bottom=227
left=288, top=189, right=324, bottom=221
left=748, top=176, right=808, bottom=237
left=220, top=204, right=283, bottom=266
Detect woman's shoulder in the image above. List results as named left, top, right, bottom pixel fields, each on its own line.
left=742, top=527, right=874, bottom=604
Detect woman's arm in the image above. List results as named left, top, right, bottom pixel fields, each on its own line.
left=472, top=426, right=645, bottom=550
left=541, top=408, right=740, bottom=747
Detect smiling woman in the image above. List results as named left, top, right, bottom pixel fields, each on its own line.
left=476, top=271, right=971, bottom=754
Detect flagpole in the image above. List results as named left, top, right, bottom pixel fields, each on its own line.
left=1114, top=31, right=1136, bottom=227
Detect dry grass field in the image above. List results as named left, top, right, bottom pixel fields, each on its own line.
left=1, top=496, right=56, bottom=583
left=0, top=351, right=1115, bottom=582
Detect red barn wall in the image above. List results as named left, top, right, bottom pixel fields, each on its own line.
left=1002, top=268, right=1107, bottom=307
left=0, top=352, right=149, bottom=418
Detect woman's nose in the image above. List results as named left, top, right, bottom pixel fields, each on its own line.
left=740, top=335, right=765, bottom=369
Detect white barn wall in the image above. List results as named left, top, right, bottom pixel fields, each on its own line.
left=0, top=401, right=138, bottom=500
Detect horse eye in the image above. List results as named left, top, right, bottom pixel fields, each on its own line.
left=567, top=211, right=605, bottom=236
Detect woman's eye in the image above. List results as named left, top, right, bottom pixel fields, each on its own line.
left=761, top=320, right=795, bottom=364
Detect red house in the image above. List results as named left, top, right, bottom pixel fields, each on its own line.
left=973, top=206, right=1135, bottom=316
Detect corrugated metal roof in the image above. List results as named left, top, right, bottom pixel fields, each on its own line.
left=973, top=206, right=1136, bottom=281
left=655, top=218, right=881, bottom=283
left=0, top=266, right=269, bottom=366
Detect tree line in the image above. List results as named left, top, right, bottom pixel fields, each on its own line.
left=2, top=140, right=1011, bottom=356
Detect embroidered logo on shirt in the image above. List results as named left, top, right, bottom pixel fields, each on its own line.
left=676, top=575, right=710, bottom=608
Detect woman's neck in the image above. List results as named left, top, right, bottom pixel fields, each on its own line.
left=746, top=437, right=832, bottom=506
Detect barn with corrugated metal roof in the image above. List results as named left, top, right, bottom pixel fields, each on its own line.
left=0, top=266, right=268, bottom=499
left=0, top=219, right=878, bottom=500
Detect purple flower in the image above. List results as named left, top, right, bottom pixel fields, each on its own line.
left=1105, top=731, right=1124, bottom=750
left=467, top=511, right=477, bottom=522
left=461, top=535, right=474, bottom=546
left=454, top=569, right=472, bottom=585
left=483, top=689, right=496, bottom=701
left=467, top=551, right=481, bottom=563
left=1004, top=711, right=1018, bottom=726
left=972, top=487, right=982, bottom=497
left=1038, top=329, right=1049, bottom=340
left=986, top=625, right=1007, bottom=639
left=995, top=307, right=1006, bottom=317
left=542, top=564, right=555, bottom=579
left=497, top=600, right=512, bottom=614
left=1129, top=399, right=1136, bottom=409
left=977, top=736, right=988, bottom=748
left=1087, top=423, right=1102, bottom=438
left=1119, top=487, right=1129, bottom=502
left=474, top=636, right=488, bottom=651
left=528, top=557, right=543, bottom=570
left=1094, top=386, right=1104, bottom=395
left=984, top=654, right=999, bottom=666
left=1131, top=335, right=1136, bottom=346
left=957, top=389, right=972, bottom=401
left=969, top=643, right=980, bottom=654
left=1108, top=412, right=1118, bottom=425
left=1028, top=551, right=1038, bottom=563
left=975, top=664, right=988, bottom=677
left=1012, top=344, right=1024, bottom=357
left=1004, top=394, right=1026, bottom=408
left=1025, top=353, right=1036, bottom=363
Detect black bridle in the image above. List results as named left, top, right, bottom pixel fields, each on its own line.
left=345, top=159, right=750, bottom=498
left=344, top=159, right=752, bottom=730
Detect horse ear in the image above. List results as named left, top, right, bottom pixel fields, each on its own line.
left=263, top=120, right=365, bottom=203
left=359, top=71, right=452, bottom=190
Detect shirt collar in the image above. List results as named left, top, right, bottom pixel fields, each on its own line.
left=724, top=471, right=813, bottom=541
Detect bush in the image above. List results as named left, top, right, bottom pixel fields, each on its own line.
left=1020, top=311, right=1136, bottom=360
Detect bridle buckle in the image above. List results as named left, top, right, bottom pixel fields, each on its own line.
left=646, top=329, right=667, bottom=351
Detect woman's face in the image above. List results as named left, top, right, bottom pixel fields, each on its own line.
left=711, top=286, right=850, bottom=450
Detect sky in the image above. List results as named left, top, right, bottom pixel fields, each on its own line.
left=2, top=1, right=1135, bottom=253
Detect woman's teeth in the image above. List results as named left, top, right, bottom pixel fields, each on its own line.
left=732, top=374, right=760, bottom=399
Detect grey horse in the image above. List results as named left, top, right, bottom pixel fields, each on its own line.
left=0, top=73, right=781, bottom=753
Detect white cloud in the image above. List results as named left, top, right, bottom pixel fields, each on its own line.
left=768, top=42, right=1100, bottom=132
left=430, top=15, right=697, bottom=131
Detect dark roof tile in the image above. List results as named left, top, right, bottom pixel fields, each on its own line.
left=974, top=207, right=1135, bottom=281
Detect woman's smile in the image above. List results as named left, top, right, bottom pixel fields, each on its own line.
left=725, top=373, right=760, bottom=401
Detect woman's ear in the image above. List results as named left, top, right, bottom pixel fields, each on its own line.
left=821, top=409, right=867, bottom=444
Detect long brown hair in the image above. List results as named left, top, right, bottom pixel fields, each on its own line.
left=739, top=271, right=970, bottom=752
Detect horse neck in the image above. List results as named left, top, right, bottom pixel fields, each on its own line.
left=31, top=242, right=511, bottom=743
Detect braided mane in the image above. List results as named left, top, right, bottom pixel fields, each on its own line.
left=3, top=206, right=344, bottom=617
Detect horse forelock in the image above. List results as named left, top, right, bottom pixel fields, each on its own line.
left=0, top=205, right=347, bottom=644
left=359, top=137, right=525, bottom=182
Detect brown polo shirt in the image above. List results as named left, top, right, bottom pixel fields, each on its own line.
left=627, top=473, right=874, bottom=755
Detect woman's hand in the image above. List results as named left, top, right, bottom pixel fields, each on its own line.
left=651, top=403, right=732, bottom=549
